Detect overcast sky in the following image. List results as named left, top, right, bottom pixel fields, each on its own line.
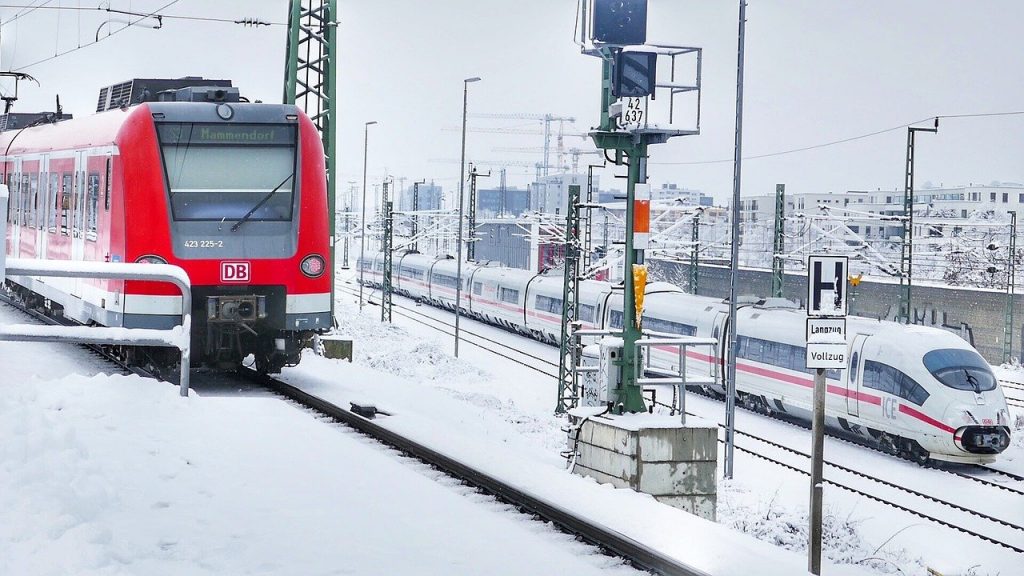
left=1, top=0, right=1021, bottom=206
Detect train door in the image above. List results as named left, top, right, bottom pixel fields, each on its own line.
left=36, top=156, right=49, bottom=257
left=711, top=312, right=729, bottom=385
left=71, top=151, right=87, bottom=262
left=70, top=152, right=87, bottom=298
left=846, top=334, right=868, bottom=416
left=8, top=158, right=21, bottom=258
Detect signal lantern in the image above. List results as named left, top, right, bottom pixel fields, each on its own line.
left=592, top=0, right=648, bottom=46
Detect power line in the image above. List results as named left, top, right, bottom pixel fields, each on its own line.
left=10, top=0, right=185, bottom=71
left=0, top=3, right=285, bottom=26
left=1, top=0, right=54, bottom=28
left=653, top=111, right=1024, bottom=166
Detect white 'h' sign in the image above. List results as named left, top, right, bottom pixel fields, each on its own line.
left=807, top=256, right=848, bottom=317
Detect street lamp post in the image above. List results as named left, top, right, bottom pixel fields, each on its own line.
left=454, top=76, right=481, bottom=358
left=358, top=120, right=378, bottom=311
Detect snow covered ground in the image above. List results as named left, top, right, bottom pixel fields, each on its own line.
left=330, top=276, right=1024, bottom=576
left=3, top=274, right=1022, bottom=575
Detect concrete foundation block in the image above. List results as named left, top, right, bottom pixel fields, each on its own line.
left=568, top=411, right=718, bottom=520
left=320, top=336, right=353, bottom=362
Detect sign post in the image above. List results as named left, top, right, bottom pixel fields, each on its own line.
left=805, top=255, right=848, bottom=575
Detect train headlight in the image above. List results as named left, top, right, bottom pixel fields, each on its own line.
left=300, top=254, right=326, bottom=278
left=135, top=255, right=167, bottom=265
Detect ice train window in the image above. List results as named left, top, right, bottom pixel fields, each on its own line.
left=850, top=352, right=859, bottom=383
left=922, top=349, right=996, bottom=392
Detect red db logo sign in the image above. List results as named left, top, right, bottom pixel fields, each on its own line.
left=221, top=261, right=251, bottom=283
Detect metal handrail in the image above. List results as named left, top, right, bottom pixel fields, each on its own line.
left=634, top=329, right=718, bottom=424
left=1, top=252, right=193, bottom=396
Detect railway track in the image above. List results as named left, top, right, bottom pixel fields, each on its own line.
left=362, top=287, right=1024, bottom=553
left=0, top=295, right=707, bottom=576
left=241, top=369, right=711, bottom=576
left=996, top=379, right=1024, bottom=409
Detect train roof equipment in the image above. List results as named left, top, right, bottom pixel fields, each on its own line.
left=96, top=77, right=234, bottom=111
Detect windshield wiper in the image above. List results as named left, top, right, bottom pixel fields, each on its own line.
left=231, top=173, right=294, bottom=232
left=964, top=368, right=980, bottom=393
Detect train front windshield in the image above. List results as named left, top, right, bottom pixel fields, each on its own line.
left=922, top=349, right=997, bottom=392
left=157, top=123, right=298, bottom=222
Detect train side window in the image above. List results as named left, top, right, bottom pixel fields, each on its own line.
left=863, top=360, right=898, bottom=395
left=898, top=373, right=930, bottom=406
left=73, top=172, right=86, bottom=237
left=20, top=174, right=29, bottom=226
left=499, top=287, right=520, bottom=304
left=850, top=352, right=859, bottom=383
left=4, top=174, right=11, bottom=223
left=609, top=309, right=623, bottom=329
left=48, top=173, right=59, bottom=232
left=28, top=174, right=39, bottom=229
left=86, top=173, right=100, bottom=240
left=38, top=172, right=48, bottom=229
left=536, top=294, right=562, bottom=314
left=104, top=157, right=112, bottom=211
left=472, top=282, right=483, bottom=296
left=579, top=304, right=595, bottom=323
left=61, top=174, right=72, bottom=236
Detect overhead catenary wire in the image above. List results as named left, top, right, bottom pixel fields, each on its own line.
left=9, top=0, right=181, bottom=70
left=653, top=111, right=1024, bottom=166
left=0, top=3, right=285, bottom=25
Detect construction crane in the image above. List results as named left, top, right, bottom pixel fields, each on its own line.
left=464, top=112, right=581, bottom=177
left=428, top=157, right=562, bottom=181
left=492, top=146, right=603, bottom=173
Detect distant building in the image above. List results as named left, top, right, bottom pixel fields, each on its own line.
left=399, top=183, right=444, bottom=212
left=529, top=174, right=598, bottom=214
left=653, top=183, right=713, bottom=206
left=477, top=187, right=529, bottom=217
left=739, top=183, right=1024, bottom=240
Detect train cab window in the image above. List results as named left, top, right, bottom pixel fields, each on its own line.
left=48, top=173, right=59, bottom=232
left=499, top=287, right=520, bottom=304
left=157, top=123, right=298, bottom=222
left=922, top=348, right=996, bottom=392
left=60, top=174, right=72, bottom=236
left=86, top=173, right=100, bottom=240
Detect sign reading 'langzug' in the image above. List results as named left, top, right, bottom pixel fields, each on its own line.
left=157, top=123, right=296, bottom=146
left=806, top=255, right=849, bottom=369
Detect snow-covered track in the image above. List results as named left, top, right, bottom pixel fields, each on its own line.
left=360, top=288, right=1024, bottom=551
left=243, top=368, right=711, bottom=576
left=726, top=439, right=1024, bottom=554
left=338, top=283, right=560, bottom=377
left=721, top=423, right=1024, bottom=553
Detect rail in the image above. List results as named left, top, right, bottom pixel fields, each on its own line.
left=1, top=186, right=192, bottom=395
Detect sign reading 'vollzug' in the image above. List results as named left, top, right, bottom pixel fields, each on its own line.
left=806, top=255, right=849, bottom=369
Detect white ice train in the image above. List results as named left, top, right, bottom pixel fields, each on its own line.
left=358, top=252, right=1013, bottom=465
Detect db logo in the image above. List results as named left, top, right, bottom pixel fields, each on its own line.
left=221, top=261, right=251, bottom=283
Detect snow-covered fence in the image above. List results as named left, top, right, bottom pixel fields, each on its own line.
left=0, top=254, right=193, bottom=396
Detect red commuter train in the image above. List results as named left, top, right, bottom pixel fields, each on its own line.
left=2, top=78, right=331, bottom=373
